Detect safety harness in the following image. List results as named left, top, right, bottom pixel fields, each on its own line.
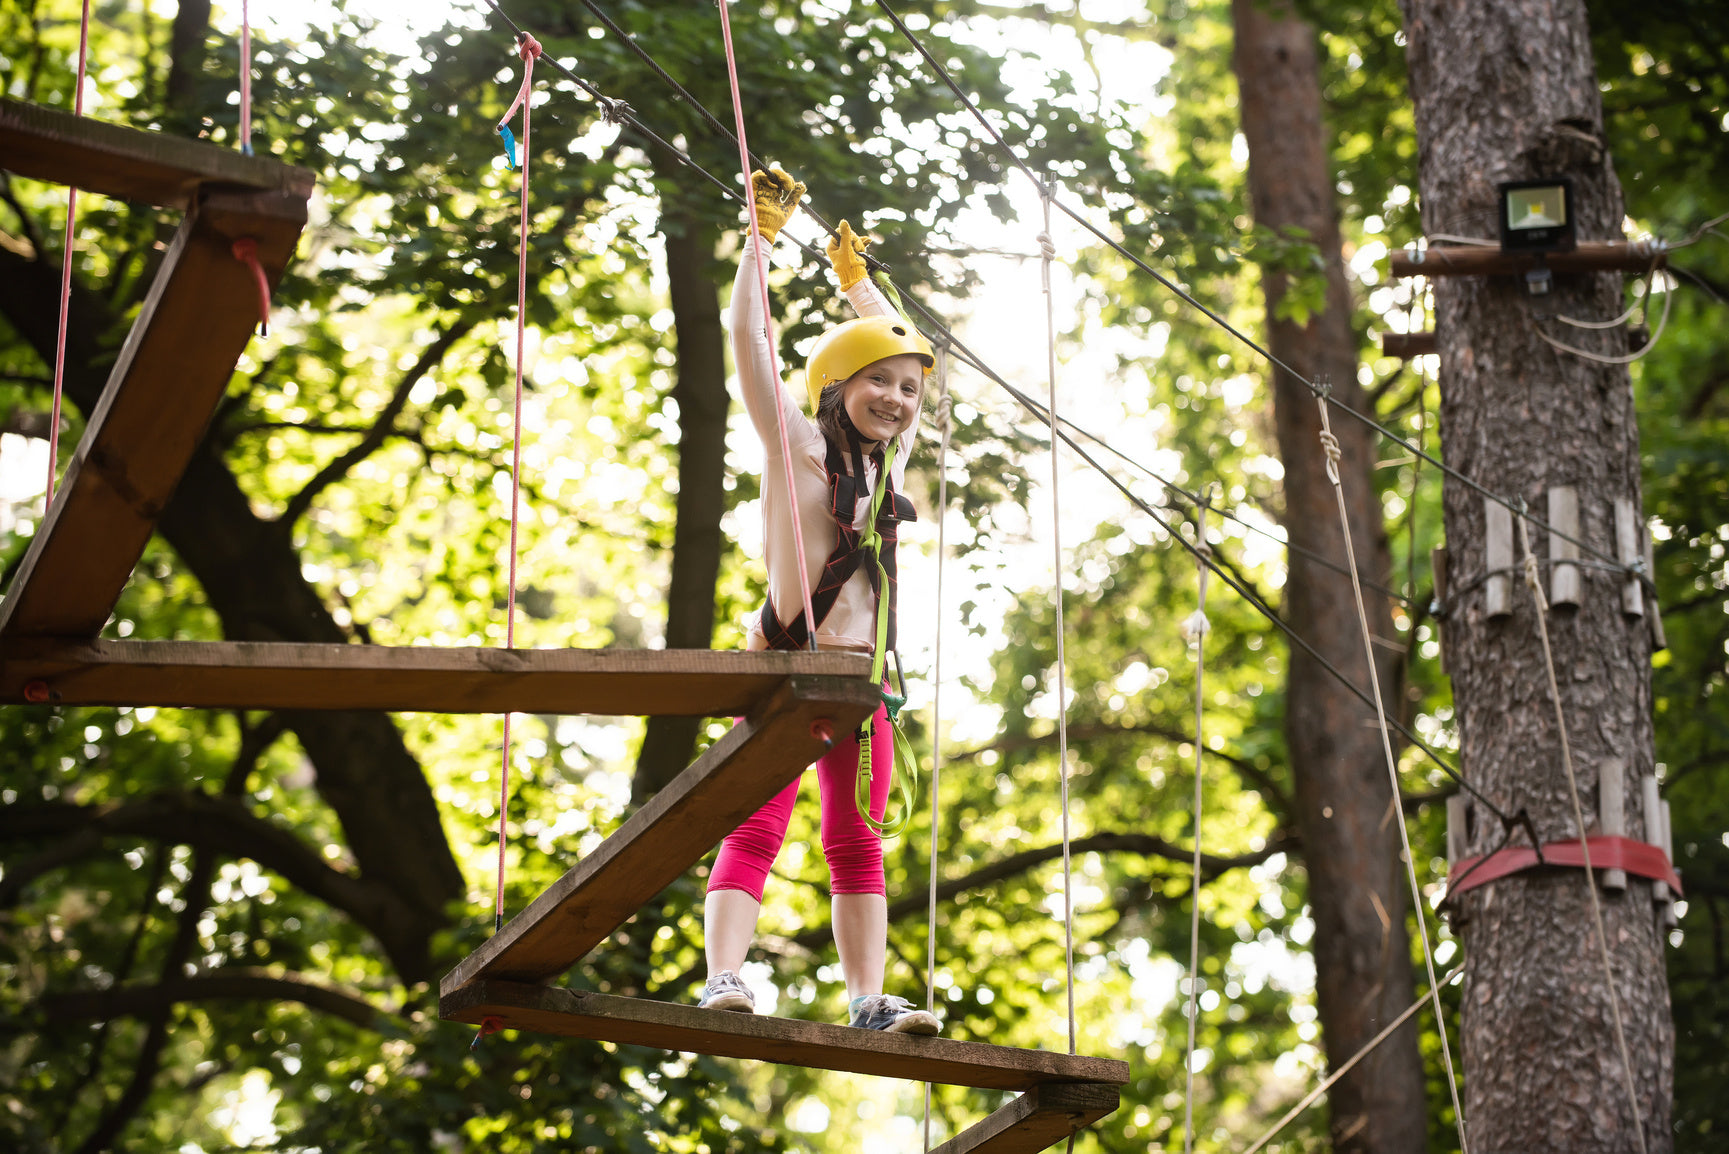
left=759, top=430, right=920, bottom=838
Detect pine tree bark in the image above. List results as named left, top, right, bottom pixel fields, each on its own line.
left=1399, top=1, right=1674, bottom=1148
left=1231, top=2, right=1428, bottom=1148
left=633, top=212, right=730, bottom=803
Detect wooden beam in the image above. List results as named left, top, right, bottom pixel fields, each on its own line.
left=0, top=97, right=314, bottom=206
left=931, top=1083, right=1122, bottom=1154
left=0, top=189, right=308, bottom=641
left=1388, top=239, right=1667, bottom=280
left=440, top=674, right=880, bottom=991
left=441, top=981, right=1131, bottom=1092
left=1379, top=330, right=1437, bottom=358
left=0, top=638, right=872, bottom=714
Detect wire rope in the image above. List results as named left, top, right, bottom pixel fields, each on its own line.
left=1038, top=194, right=1079, bottom=1058
left=492, top=31, right=540, bottom=932
left=1515, top=514, right=1649, bottom=1154
left=1181, top=499, right=1211, bottom=1154
left=1314, top=395, right=1468, bottom=1152
left=923, top=347, right=951, bottom=1154
left=1241, top=964, right=1465, bottom=1154
left=465, top=0, right=1527, bottom=833
left=1535, top=268, right=1675, bottom=365
left=865, top=0, right=1639, bottom=580
left=714, top=1, right=819, bottom=648
left=46, top=0, right=93, bottom=508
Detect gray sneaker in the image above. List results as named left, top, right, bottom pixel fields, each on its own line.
left=847, top=994, right=940, bottom=1035
left=698, top=970, right=755, bottom=1013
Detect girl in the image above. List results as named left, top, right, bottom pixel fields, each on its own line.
left=698, top=168, right=940, bottom=1035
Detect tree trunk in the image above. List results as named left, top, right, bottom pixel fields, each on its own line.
left=1231, top=2, right=1428, bottom=1148
left=633, top=212, right=730, bottom=803
left=1399, top=1, right=1674, bottom=1148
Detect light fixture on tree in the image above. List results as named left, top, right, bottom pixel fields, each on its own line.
left=1499, top=178, right=1575, bottom=294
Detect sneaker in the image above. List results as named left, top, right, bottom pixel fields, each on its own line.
left=847, top=994, right=940, bottom=1035
left=698, top=970, right=756, bottom=1013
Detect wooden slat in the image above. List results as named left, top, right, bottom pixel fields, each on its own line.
left=0, top=638, right=872, bottom=715
left=442, top=981, right=1131, bottom=1092
left=1379, top=330, right=1437, bottom=358
left=0, top=97, right=314, bottom=206
left=441, top=674, right=880, bottom=992
left=931, top=1083, right=1122, bottom=1154
left=0, top=189, right=308, bottom=641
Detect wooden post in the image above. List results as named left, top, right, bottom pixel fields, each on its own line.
left=1614, top=497, right=1643, bottom=617
left=1642, top=775, right=1670, bottom=912
left=1484, top=499, right=1513, bottom=619
left=1388, top=239, right=1668, bottom=279
left=1644, top=529, right=1667, bottom=650
left=1598, top=758, right=1626, bottom=892
left=1446, top=793, right=1471, bottom=868
left=1547, top=485, right=1581, bottom=608
left=1431, top=544, right=1450, bottom=673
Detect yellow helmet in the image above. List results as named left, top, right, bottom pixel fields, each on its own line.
left=804, top=316, right=935, bottom=413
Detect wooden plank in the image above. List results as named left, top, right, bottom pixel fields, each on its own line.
left=1599, top=758, right=1627, bottom=891
left=1388, top=239, right=1667, bottom=280
left=441, top=674, right=880, bottom=992
left=0, top=97, right=314, bottom=206
left=931, top=1083, right=1122, bottom=1154
left=1379, top=330, right=1437, bottom=358
left=442, top=981, right=1130, bottom=1092
left=1614, top=497, right=1643, bottom=616
left=0, top=189, right=308, bottom=641
left=0, top=638, right=872, bottom=714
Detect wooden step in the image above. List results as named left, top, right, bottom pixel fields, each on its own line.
left=442, top=980, right=1130, bottom=1092
left=0, top=97, right=314, bottom=208
left=0, top=188, right=308, bottom=641
left=931, top=1083, right=1121, bottom=1154
left=0, top=638, right=871, bottom=715
left=439, top=672, right=878, bottom=991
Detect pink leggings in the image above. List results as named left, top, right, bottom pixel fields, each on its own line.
left=708, top=698, right=892, bottom=901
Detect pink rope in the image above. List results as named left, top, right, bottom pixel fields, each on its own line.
left=715, top=2, right=819, bottom=650
left=492, top=32, right=540, bottom=932
left=46, top=0, right=93, bottom=507
left=239, top=0, right=253, bottom=155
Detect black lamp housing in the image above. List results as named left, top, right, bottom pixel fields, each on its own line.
left=1498, top=178, right=1576, bottom=254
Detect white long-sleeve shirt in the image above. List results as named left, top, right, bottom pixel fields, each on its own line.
left=729, top=234, right=921, bottom=653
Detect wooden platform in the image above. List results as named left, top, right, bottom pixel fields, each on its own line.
left=443, top=981, right=1129, bottom=1092
left=0, top=638, right=873, bottom=714
left=931, top=1083, right=1122, bottom=1154
left=0, top=97, right=314, bottom=207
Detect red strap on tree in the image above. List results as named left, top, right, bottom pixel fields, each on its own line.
left=1450, top=835, right=1681, bottom=898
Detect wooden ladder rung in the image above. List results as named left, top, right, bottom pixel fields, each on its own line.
left=0, top=638, right=871, bottom=715
left=932, top=1083, right=1122, bottom=1154
left=442, top=980, right=1130, bottom=1092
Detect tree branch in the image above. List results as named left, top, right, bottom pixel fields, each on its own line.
left=947, top=719, right=1296, bottom=817
left=276, top=318, right=475, bottom=532
left=38, top=970, right=392, bottom=1032
left=0, top=791, right=422, bottom=974
left=790, top=828, right=1299, bottom=952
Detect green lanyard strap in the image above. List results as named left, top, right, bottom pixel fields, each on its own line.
left=851, top=437, right=919, bottom=839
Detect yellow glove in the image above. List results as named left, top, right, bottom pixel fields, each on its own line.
left=826, top=219, right=870, bottom=291
left=748, top=167, right=805, bottom=243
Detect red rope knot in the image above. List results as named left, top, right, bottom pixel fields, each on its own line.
left=231, top=238, right=271, bottom=336
left=496, top=35, right=543, bottom=170
left=810, top=719, right=835, bottom=750
left=516, top=32, right=542, bottom=61
left=23, top=680, right=52, bottom=704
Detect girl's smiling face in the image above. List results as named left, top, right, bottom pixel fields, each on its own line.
left=840, top=354, right=925, bottom=445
